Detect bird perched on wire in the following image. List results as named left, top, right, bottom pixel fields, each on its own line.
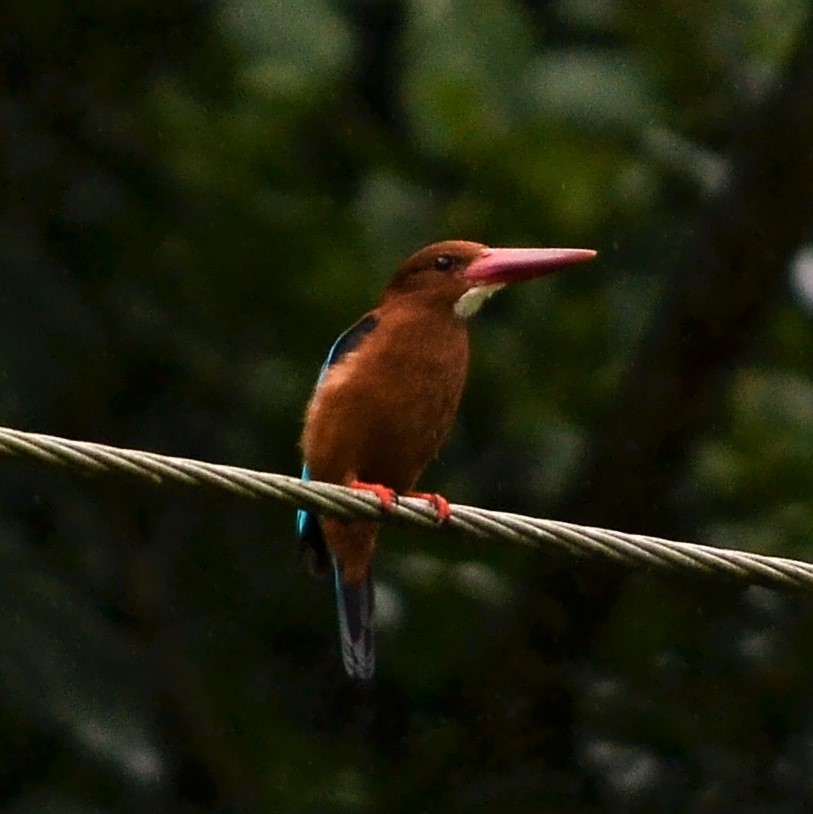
left=297, top=239, right=596, bottom=680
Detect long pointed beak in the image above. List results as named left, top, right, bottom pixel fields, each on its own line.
left=463, top=247, right=597, bottom=285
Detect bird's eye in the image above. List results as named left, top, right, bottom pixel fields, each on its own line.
left=434, top=255, right=454, bottom=272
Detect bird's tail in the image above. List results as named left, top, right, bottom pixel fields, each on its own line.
left=333, top=560, right=375, bottom=681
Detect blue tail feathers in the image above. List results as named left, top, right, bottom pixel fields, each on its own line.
left=333, top=559, right=375, bottom=681
left=297, top=463, right=374, bottom=679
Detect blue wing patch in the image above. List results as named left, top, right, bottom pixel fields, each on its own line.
left=296, top=313, right=379, bottom=575
left=297, top=462, right=329, bottom=574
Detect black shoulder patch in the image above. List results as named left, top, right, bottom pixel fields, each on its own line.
left=317, top=313, right=378, bottom=384
left=327, top=313, right=378, bottom=367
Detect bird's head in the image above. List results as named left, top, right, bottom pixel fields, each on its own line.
left=381, top=240, right=596, bottom=317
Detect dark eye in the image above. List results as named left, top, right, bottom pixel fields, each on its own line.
left=434, top=255, right=454, bottom=271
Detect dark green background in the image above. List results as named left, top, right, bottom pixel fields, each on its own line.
left=3, top=1, right=813, bottom=811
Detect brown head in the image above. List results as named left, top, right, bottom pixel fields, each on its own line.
left=379, top=239, right=596, bottom=317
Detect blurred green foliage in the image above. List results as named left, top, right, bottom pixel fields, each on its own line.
left=2, top=0, right=813, bottom=811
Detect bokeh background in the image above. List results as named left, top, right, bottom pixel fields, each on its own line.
left=3, top=1, right=813, bottom=811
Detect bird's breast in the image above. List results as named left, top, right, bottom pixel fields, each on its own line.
left=302, top=308, right=469, bottom=491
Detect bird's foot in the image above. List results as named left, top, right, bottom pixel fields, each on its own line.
left=405, top=491, right=452, bottom=523
left=350, top=480, right=397, bottom=513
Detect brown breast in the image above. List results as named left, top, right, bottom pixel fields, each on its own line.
left=301, top=302, right=470, bottom=492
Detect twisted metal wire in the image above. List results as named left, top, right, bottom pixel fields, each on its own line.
left=0, top=424, right=811, bottom=592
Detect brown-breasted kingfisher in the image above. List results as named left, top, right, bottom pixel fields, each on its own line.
left=297, top=240, right=596, bottom=680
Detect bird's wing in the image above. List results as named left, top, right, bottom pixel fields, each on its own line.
left=296, top=313, right=380, bottom=573
left=296, top=462, right=330, bottom=574
left=314, top=312, right=379, bottom=387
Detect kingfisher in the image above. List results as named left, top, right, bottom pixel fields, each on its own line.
left=297, top=240, right=596, bottom=680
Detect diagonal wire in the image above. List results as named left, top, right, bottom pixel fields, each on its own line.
left=0, top=424, right=812, bottom=592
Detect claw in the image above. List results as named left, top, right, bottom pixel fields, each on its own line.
left=405, top=491, right=452, bottom=523
left=350, top=480, right=397, bottom=512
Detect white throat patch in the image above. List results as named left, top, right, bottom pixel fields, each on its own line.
left=454, top=284, right=505, bottom=318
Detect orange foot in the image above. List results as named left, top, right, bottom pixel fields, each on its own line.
left=405, top=491, right=452, bottom=523
left=350, top=480, right=397, bottom=513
